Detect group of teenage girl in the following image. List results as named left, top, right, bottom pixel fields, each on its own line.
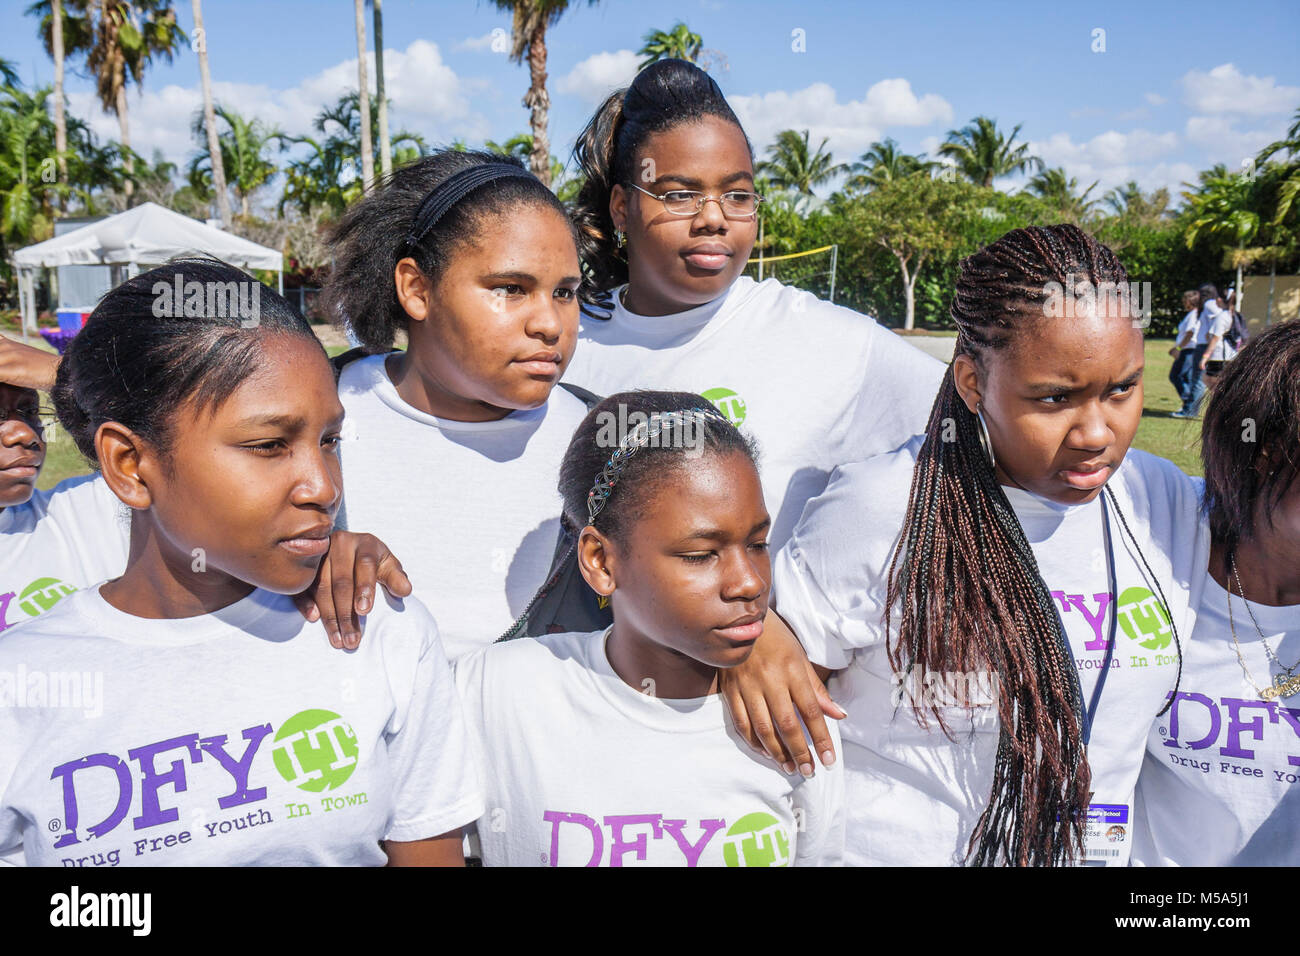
left=0, top=59, right=1295, bottom=868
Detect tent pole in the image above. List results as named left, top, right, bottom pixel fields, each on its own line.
left=278, top=270, right=283, bottom=295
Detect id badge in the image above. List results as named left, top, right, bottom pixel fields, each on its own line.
left=1082, top=803, right=1131, bottom=866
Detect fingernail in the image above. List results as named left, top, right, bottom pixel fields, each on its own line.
left=821, top=749, right=836, bottom=767
left=799, top=763, right=813, bottom=779
left=782, top=761, right=796, bottom=775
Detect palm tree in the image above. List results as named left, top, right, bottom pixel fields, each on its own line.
left=190, top=0, right=230, bottom=225
left=188, top=105, right=280, bottom=219
left=49, top=0, right=186, bottom=202
left=492, top=0, right=599, bottom=187
left=1257, top=107, right=1300, bottom=225
left=1183, top=169, right=1272, bottom=312
left=1103, top=179, right=1171, bottom=222
left=353, top=0, right=373, bottom=193
left=279, top=92, right=423, bottom=218
left=1024, top=166, right=1099, bottom=220
left=28, top=0, right=90, bottom=210
left=0, top=60, right=20, bottom=87
left=486, top=132, right=577, bottom=197
left=845, top=138, right=934, bottom=193
left=637, top=22, right=701, bottom=69
left=758, top=129, right=848, bottom=198
left=371, top=0, right=391, bottom=181
left=938, top=115, right=1042, bottom=187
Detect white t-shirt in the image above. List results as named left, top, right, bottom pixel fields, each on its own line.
left=336, top=354, right=590, bottom=659
left=773, top=438, right=1209, bottom=866
left=1195, top=302, right=1224, bottom=347
left=0, top=585, right=483, bottom=866
left=1205, top=311, right=1238, bottom=362
left=564, top=278, right=947, bottom=550
left=453, top=629, right=844, bottom=867
left=0, top=475, right=128, bottom=636
left=1134, top=564, right=1300, bottom=866
left=1175, top=310, right=1199, bottom=347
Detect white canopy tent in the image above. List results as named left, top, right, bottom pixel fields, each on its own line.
left=11, top=202, right=283, bottom=339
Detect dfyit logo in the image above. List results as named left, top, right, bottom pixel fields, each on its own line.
left=271, top=708, right=359, bottom=791
left=49, top=885, right=151, bottom=936
left=19, top=577, right=76, bottom=617
left=701, top=387, right=747, bottom=426
left=721, top=812, right=790, bottom=867
left=1116, top=586, right=1173, bottom=652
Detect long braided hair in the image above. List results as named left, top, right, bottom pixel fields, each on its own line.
left=885, top=224, right=1131, bottom=866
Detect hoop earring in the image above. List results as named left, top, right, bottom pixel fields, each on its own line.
left=975, top=403, right=996, bottom=471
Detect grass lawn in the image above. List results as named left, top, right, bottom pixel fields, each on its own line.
left=32, top=335, right=1203, bottom=490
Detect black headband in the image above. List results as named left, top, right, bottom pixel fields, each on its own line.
left=404, top=163, right=537, bottom=247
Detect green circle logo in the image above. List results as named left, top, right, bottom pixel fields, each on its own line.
left=1116, top=586, right=1173, bottom=652
left=721, top=812, right=790, bottom=867
left=701, top=387, right=748, bottom=426
left=18, top=577, right=76, bottom=618
left=271, top=709, right=359, bottom=792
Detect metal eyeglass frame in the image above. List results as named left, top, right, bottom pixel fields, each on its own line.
left=627, top=182, right=764, bottom=220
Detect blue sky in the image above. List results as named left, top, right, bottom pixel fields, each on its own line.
left=3, top=0, right=1297, bottom=208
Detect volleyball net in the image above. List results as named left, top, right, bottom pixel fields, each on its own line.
left=742, top=244, right=839, bottom=302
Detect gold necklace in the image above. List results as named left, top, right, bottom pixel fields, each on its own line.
left=1227, top=554, right=1300, bottom=700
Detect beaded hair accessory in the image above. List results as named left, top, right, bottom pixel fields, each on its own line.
left=586, top=407, right=728, bottom=524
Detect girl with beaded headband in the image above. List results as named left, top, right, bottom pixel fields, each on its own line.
left=452, top=389, right=844, bottom=866
left=751, top=224, right=1213, bottom=865
left=563, top=60, right=948, bottom=769
left=1134, top=318, right=1300, bottom=866
left=320, top=149, right=598, bottom=660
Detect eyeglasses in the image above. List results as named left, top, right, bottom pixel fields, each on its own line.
left=0, top=405, right=52, bottom=434
left=629, top=183, right=764, bottom=219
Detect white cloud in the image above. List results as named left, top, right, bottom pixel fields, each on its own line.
left=64, top=40, right=485, bottom=173
left=1144, top=92, right=1166, bottom=106
left=729, top=78, right=953, bottom=163
left=1030, top=128, right=1183, bottom=194
left=556, top=50, right=640, bottom=105
left=1184, top=115, right=1280, bottom=167
left=1182, top=63, right=1300, bottom=115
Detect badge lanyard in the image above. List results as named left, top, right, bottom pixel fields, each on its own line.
left=1051, top=490, right=1118, bottom=749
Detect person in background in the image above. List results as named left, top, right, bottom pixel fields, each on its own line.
left=1167, top=290, right=1200, bottom=416
left=1175, top=283, right=1224, bottom=419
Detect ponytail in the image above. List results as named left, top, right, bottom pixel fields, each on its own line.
left=569, top=59, right=752, bottom=313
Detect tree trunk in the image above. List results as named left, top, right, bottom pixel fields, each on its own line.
left=1235, top=262, right=1244, bottom=316
left=192, top=0, right=231, bottom=225
left=373, top=0, right=391, bottom=182
left=898, top=253, right=915, bottom=329
left=52, top=0, right=67, bottom=212
left=354, top=0, right=374, bottom=193
left=524, top=26, right=551, bottom=187
left=116, top=82, right=134, bottom=203
left=241, top=191, right=249, bottom=219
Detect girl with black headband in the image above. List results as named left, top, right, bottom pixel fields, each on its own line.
left=454, top=390, right=843, bottom=866
left=764, top=226, right=1211, bottom=865
left=322, top=150, right=590, bottom=660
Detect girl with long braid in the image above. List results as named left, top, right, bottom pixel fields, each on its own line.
left=754, top=224, right=1209, bottom=864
